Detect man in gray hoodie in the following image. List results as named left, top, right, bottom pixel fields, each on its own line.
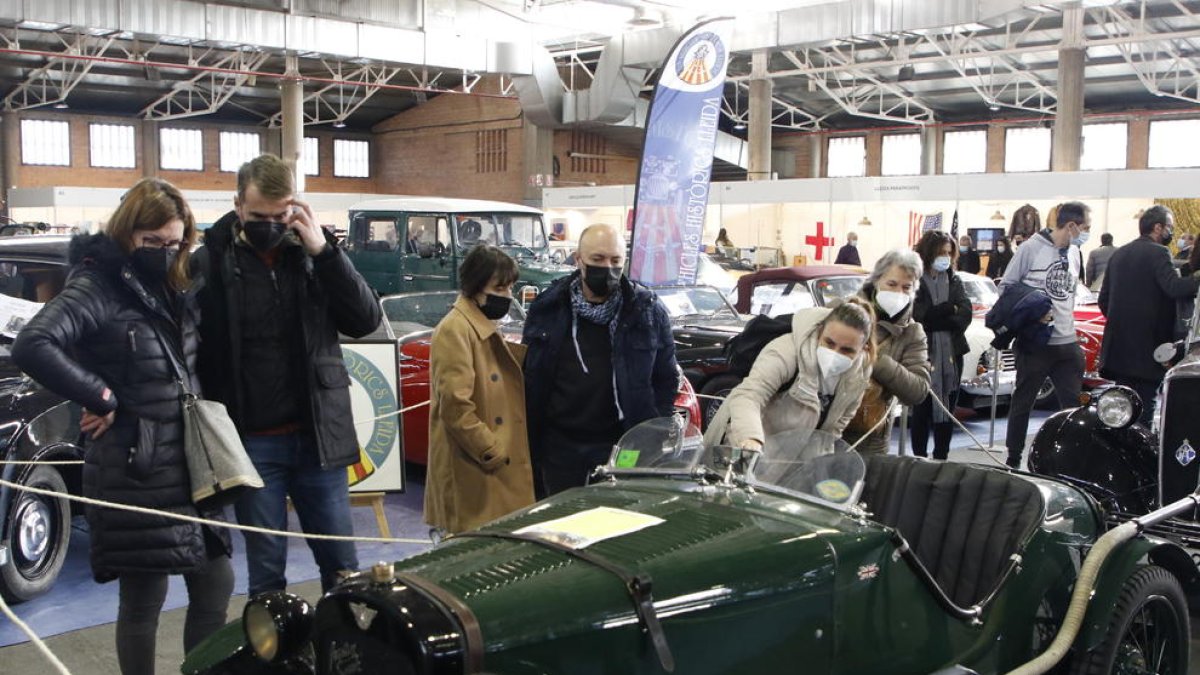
left=999, top=201, right=1091, bottom=468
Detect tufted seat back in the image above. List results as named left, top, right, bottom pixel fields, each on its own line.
left=862, top=455, right=1046, bottom=608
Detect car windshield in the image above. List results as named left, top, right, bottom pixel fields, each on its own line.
left=455, top=214, right=547, bottom=256
left=746, top=428, right=865, bottom=507
left=961, top=275, right=999, bottom=308
left=749, top=282, right=816, bottom=317
left=655, top=286, right=738, bottom=321
left=811, top=276, right=865, bottom=305
left=380, top=291, right=525, bottom=336
left=606, top=418, right=865, bottom=511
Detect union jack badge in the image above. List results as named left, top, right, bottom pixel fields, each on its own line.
left=1176, top=439, right=1196, bottom=467
left=858, top=564, right=880, bottom=581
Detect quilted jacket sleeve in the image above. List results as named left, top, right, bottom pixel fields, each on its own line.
left=873, top=324, right=931, bottom=407
left=724, top=333, right=798, bottom=447
left=311, top=240, right=382, bottom=338
left=12, top=272, right=117, bottom=414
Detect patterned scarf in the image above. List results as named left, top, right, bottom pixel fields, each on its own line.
left=568, top=276, right=626, bottom=421
left=570, top=277, right=623, bottom=330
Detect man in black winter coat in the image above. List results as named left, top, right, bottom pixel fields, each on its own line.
left=522, top=224, right=679, bottom=496
left=1099, top=205, right=1200, bottom=424
left=957, top=235, right=981, bottom=274
left=192, top=155, right=381, bottom=595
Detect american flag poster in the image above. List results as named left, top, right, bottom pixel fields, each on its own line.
left=908, top=211, right=945, bottom=247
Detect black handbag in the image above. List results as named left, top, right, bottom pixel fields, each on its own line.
left=151, top=323, right=262, bottom=510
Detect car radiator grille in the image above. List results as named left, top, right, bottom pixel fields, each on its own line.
left=998, top=350, right=1016, bottom=372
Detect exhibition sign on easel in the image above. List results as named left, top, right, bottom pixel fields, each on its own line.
left=341, top=340, right=405, bottom=493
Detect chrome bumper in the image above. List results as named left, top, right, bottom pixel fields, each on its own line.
left=961, top=370, right=1017, bottom=397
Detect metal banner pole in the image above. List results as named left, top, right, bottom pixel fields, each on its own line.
left=988, top=347, right=1000, bottom=447
left=898, top=405, right=909, bottom=456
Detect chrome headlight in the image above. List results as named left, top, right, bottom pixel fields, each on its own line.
left=243, top=592, right=314, bottom=663
left=1095, top=386, right=1141, bottom=429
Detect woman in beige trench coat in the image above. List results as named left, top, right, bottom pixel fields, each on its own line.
left=425, top=246, right=535, bottom=533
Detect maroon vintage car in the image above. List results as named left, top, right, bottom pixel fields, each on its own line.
left=732, top=264, right=868, bottom=316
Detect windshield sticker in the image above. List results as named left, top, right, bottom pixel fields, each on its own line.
left=815, top=479, right=852, bottom=503
left=615, top=449, right=641, bottom=468
left=658, top=292, right=697, bottom=317
left=514, top=507, right=665, bottom=549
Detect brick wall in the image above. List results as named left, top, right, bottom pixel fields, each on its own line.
left=552, top=129, right=639, bottom=187
left=4, top=110, right=376, bottom=194
left=372, top=93, right=525, bottom=201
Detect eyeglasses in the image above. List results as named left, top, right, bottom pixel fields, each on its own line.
left=140, top=236, right=186, bottom=250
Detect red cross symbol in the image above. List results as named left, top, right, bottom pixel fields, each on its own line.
left=805, top=221, right=834, bottom=261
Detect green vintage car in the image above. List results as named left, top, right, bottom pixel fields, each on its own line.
left=344, top=197, right=574, bottom=304
left=182, top=419, right=1198, bottom=675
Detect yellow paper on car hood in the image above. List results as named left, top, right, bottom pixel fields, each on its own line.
left=513, top=506, right=665, bottom=549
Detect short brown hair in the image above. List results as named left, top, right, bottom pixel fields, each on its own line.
left=459, top=245, right=518, bottom=297
left=237, top=154, right=293, bottom=200
left=106, top=178, right=197, bottom=291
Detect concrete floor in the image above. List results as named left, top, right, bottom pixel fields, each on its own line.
left=1, top=580, right=322, bottom=674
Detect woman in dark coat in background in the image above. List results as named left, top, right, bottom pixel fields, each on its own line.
left=986, top=236, right=1013, bottom=280
left=910, top=230, right=973, bottom=460
left=12, top=178, right=232, bottom=675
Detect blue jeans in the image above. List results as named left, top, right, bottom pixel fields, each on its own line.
left=234, top=433, right=358, bottom=596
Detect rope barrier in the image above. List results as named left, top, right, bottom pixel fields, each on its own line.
left=0, top=477, right=430, bottom=546
left=352, top=399, right=430, bottom=426
left=0, top=592, right=71, bottom=674
left=0, top=460, right=84, bottom=466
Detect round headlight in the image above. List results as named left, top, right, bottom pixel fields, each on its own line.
left=242, top=592, right=314, bottom=663
left=1095, top=387, right=1140, bottom=429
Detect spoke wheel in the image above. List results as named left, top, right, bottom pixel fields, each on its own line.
left=699, top=374, right=743, bottom=432
left=1070, top=565, right=1189, bottom=675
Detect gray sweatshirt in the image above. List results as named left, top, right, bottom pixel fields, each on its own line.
left=999, top=230, right=1078, bottom=345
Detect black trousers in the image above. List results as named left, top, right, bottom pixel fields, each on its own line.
left=910, top=392, right=955, bottom=460
left=1006, top=342, right=1085, bottom=464
left=116, top=554, right=234, bottom=675
left=1112, top=376, right=1160, bottom=427
left=538, top=426, right=620, bottom=497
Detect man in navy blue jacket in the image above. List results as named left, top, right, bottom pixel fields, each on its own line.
left=522, top=224, right=679, bottom=495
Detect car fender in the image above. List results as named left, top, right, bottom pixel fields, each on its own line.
left=0, top=400, right=83, bottom=545
left=1077, top=537, right=1200, bottom=652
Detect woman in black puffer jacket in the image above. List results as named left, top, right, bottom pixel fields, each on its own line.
left=13, top=178, right=232, bottom=675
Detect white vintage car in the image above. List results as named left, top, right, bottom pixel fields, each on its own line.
left=958, top=273, right=1103, bottom=410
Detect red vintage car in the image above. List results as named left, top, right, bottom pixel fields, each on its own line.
left=373, top=291, right=701, bottom=465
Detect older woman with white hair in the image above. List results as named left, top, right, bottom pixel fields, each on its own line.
left=841, top=248, right=932, bottom=455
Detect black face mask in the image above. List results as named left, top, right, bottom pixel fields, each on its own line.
left=242, top=220, right=287, bottom=252
left=130, top=246, right=177, bottom=285
left=1163, top=228, right=1175, bottom=246
left=479, top=294, right=512, bottom=320
left=582, top=264, right=621, bottom=297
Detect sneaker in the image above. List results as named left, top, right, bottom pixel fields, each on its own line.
left=1005, top=453, right=1021, bottom=470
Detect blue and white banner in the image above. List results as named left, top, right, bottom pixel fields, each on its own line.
left=629, top=18, right=734, bottom=286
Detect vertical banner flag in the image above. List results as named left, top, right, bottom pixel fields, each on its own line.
left=629, top=18, right=735, bottom=286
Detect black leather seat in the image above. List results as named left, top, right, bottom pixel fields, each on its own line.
left=862, top=455, right=1046, bottom=609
